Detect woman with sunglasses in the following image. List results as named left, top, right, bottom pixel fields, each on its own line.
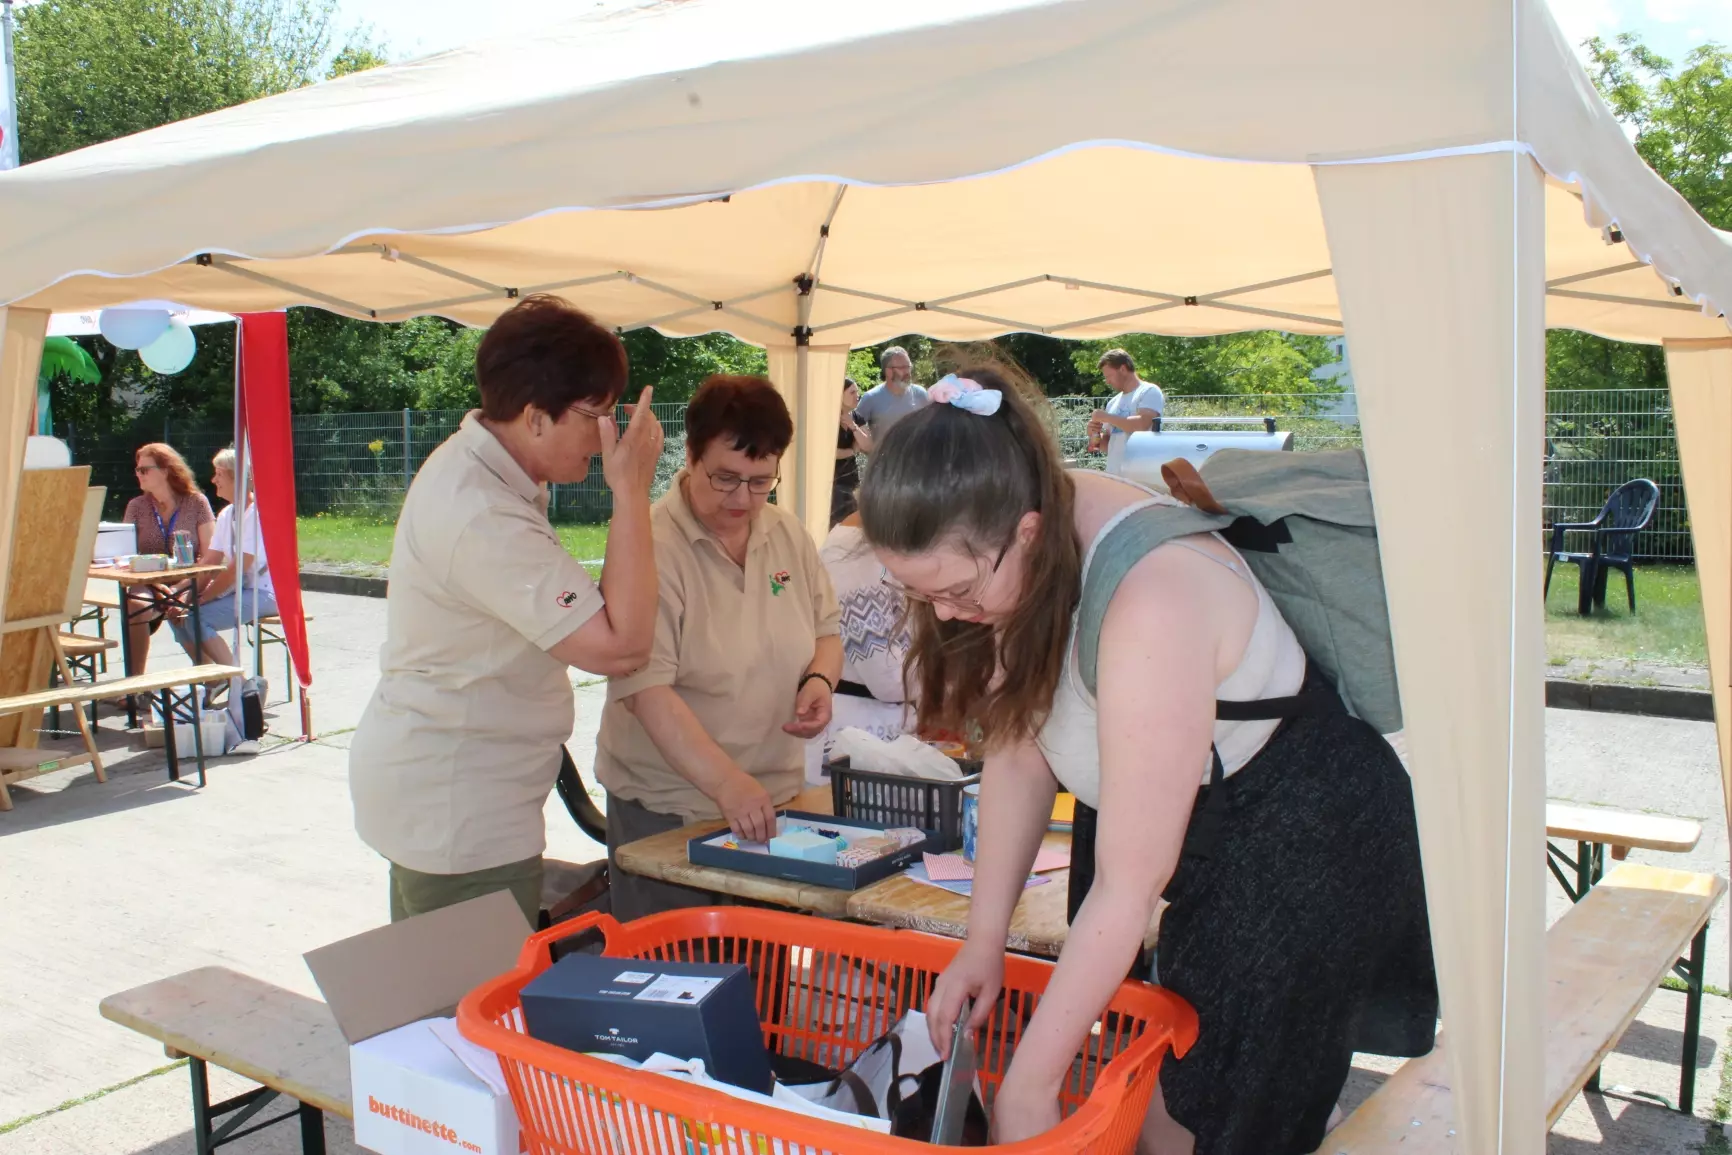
left=597, top=375, right=842, bottom=919
left=349, top=295, right=663, bottom=924
left=120, top=443, right=215, bottom=674
left=858, top=366, right=1435, bottom=1155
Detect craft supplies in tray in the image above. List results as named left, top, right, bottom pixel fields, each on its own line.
left=828, top=755, right=982, bottom=853
left=688, top=811, right=935, bottom=890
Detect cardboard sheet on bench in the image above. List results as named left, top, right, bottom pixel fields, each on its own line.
left=304, top=889, right=532, bottom=1045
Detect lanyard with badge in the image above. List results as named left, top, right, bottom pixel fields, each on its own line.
left=151, top=503, right=179, bottom=549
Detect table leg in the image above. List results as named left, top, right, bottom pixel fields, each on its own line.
left=299, top=1103, right=327, bottom=1155
left=1680, top=925, right=1707, bottom=1115
left=189, top=593, right=206, bottom=669
left=162, top=688, right=180, bottom=783
left=117, top=582, right=138, bottom=728
left=185, top=1055, right=306, bottom=1151
left=1577, top=840, right=1593, bottom=899
left=189, top=1058, right=215, bottom=1155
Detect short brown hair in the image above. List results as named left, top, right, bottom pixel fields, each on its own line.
left=1097, top=348, right=1135, bottom=373
left=474, top=295, right=628, bottom=422
left=136, top=443, right=200, bottom=497
left=684, top=376, right=793, bottom=461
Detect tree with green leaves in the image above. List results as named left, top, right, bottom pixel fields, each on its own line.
left=1589, top=35, right=1730, bottom=231
left=1066, top=333, right=1337, bottom=399
left=1545, top=35, right=1731, bottom=394
left=15, top=0, right=353, bottom=163
left=17, top=0, right=400, bottom=426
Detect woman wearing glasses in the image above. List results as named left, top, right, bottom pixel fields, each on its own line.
left=859, top=366, right=1435, bottom=1155
left=597, top=375, right=842, bottom=919
left=349, top=295, right=664, bottom=924
left=121, top=443, right=215, bottom=674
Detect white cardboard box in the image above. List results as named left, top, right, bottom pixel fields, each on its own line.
left=351, top=1018, right=517, bottom=1155
left=303, top=891, right=533, bottom=1155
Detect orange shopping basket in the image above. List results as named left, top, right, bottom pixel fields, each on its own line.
left=457, top=907, right=1197, bottom=1155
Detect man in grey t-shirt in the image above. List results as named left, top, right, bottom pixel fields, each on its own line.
left=852, top=346, right=930, bottom=446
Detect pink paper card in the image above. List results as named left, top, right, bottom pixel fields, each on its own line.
left=1031, top=847, right=1071, bottom=874
left=922, top=853, right=974, bottom=881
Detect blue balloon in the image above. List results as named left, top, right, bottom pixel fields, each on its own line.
left=139, top=321, right=196, bottom=375
left=98, top=308, right=172, bottom=351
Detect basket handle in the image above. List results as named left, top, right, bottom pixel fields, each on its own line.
left=517, top=910, right=622, bottom=968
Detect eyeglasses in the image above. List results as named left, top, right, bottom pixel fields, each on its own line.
left=135, top=464, right=161, bottom=475
left=883, top=539, right=1011, bottom=613
left=565, top=402, right=614, bottom=422
left=699, top=461, right=779, bottom=496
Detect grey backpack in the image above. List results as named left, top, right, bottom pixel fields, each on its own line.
left=1076, top=449, right=1403, bottom=735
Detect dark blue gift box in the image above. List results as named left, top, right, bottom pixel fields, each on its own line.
left=519, top=954, right=772, bottom=1094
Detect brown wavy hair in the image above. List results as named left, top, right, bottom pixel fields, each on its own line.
left=857, top=365, right=1080, bottom=749
left=135, top=443, right=200, bottom=498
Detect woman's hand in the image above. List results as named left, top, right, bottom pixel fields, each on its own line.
left=990, top=1077, right=1063, bottom=1145
left=713, top=770, right=777, bottom=843
left=599, top=386, right=664, bottom=497
left=927, top=939, right=1003, bottom=1055
left=782, top=677, right=832, bottom=739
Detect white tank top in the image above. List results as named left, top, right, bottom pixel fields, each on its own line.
left=1036, top=494, right=1307, bottom=809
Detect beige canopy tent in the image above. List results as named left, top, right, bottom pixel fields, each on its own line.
left=1, top=0, right=1729, bottom=1147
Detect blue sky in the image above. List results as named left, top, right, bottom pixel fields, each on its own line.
left=333, top=0, right=1729, bottom=67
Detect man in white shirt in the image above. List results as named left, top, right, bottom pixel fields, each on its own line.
left=1087, top=348, right=1166, bottom=475
left=174, top=447, right=278, bottom=670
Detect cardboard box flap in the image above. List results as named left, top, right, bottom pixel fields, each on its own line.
left=305, top=890, right=532, bottom=1044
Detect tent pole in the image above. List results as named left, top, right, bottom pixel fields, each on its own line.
left=793, top=278, right=814, bottom=530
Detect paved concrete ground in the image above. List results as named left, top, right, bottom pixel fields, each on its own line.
left=1, top=590, right=1730, bottom=1152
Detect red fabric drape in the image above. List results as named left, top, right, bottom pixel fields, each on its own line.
left=237, top=313, right=312, bottom=724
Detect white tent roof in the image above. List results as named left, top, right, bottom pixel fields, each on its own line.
left=4, top=4, right=1732, bottom=1151
left=0, top=0, right=1725, bottom=346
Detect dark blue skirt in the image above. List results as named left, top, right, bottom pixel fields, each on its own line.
left=1067, top=665, right=1437, bottom=1155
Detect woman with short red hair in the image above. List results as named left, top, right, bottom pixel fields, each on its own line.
left=350, top=295, right=664, bottom=924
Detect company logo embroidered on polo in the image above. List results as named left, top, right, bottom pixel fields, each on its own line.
left=769, top=570, right=792, bottom=596
left=556, top=590, right=581, bottom=607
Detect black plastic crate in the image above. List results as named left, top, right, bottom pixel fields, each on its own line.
left=826, top=756, right=982, bottom=853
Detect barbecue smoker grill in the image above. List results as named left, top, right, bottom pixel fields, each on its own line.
left=1118, top=415, right=1292, bottom=485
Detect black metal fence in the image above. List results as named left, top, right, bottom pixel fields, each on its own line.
left=58, top=388, right=1691, bottom=561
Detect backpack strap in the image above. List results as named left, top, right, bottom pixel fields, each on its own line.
left=1076, top=502, right=1229, bottom=699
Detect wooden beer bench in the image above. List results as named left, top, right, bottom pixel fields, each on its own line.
left=1329, top=863, right=1727, bottom=1150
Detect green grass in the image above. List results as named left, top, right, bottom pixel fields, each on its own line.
left=0, top=1059, right=187, bottom=1135
left=297, top=515, right=610, bottom=571
left=299, top=514, right=1708, bottom=671
left=1544, top=562, right=1706, bottom=668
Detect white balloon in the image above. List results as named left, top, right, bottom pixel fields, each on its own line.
left=98, top=308, right=172, bottom=350
left=139, top=320, right=197, bottom=374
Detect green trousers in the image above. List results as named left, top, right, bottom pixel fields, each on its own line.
left=387, top=855, right=544, bottom=925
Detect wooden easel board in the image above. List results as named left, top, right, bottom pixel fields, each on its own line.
left=0, top=467, right=94, bottom=747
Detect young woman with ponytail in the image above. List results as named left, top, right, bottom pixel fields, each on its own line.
left=857, top=366, right=1436, bottom=1155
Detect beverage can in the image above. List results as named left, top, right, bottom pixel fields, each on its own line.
left=961, top=783, right=980, bottom=862
left=171, top=530, right=195, bottom=566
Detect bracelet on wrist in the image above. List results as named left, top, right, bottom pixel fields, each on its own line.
left=798, top=672, right=834, bottom=695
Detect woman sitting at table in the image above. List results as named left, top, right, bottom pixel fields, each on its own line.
left=172, top=448, right=277, bottom=676
left=120, top=442, right=214, bottom=675
left=597, top=375, right=842, bottom=920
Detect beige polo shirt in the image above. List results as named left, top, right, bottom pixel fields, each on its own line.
left=350, top=413, right=605, bottom=875
left=596, top=477, right=840, bottom=820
